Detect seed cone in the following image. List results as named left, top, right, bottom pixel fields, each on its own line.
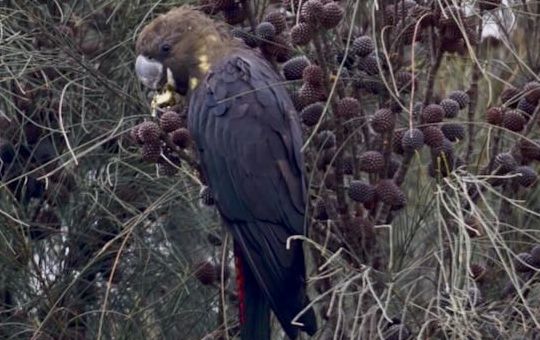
left=170, top=128, right=192, bottom=148
left=440, top=98, right=460, bottom=118
left=422, top=104, right=445, bottom=124
left=291, top=23, right=314, bottom=45
left=336, top=97, right=360, bottom=119
left=282, top=56, right=310, bottom=80
left=371, top=108, right=395, bottom=133
left=376, top=179, right=405, bottom=207
left=441, top=123, right=465, bottom=142
left=200, top=186, right=215, bottom=206
left=352, top=36, right=374, bottom=57
left=348, top=180, right=376, bottom=203
left=359, top=151, right=385, bottom=173
left=320, top=2, right=344, bottom=29
left=486, top=106, right=504, bottom=125
left=401, top=128, right=424, bottom=152
left=160, top=111, right=183, bottom=133
left=300, top=102, right=325, bottom=126
left=448, top=90, right=470, bottom=109
left=502, top=110, right=526, bottom=132
left=138, top=121, right=161, bottom=144
left=422, top=126, right=445, bottom=148
left=514, top=165, right=537, bottom=187
left=263, top=11, right=287, bottom=35
left=193, top=259, right=218, bottom=285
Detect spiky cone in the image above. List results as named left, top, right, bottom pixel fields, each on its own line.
left=141, top=142, right=161, bottom=163
left=494, top=152, right=518, bottom=173
left=170, top=128, right=192, bottom=148
left=515, top=252, right=535, bottom=272
left=303, top=64, right=324, bottom=86
left=392, top=130, right=405, bottom=155
left=335, top=97, right=360, bottom=120
left=470, top=264, right=487, bottom=282
left=300, top=102, right=325, bottom=127
left=440, top=98, right=460, bottom=118
left=502, top=110, right=526, bottom=132
left=336, top=50, right=355, bottom=69
left=518, top=138, right=540, bottom=161
left=348, top=180, right=376, bottom=203
left=376, top=179, right=405, bottom=207
left=517, top=98, right=537, bottom=118
left=222, top=3, right=247, bottom=25
left=256, top=22, right=276, bottom=43
left=299, top=83, right=326, bottom=107
left=441, top=123, right=465, bottom=142
left=263, top=11, right=287, bottom=35
left=137, top=121, right=161, bottom=143
left=317, top=130, right=336, bottom=150
left=371, top=108, right=395, bottom=133
left=193, top=259, right=218, bottom=285
left=514, top=166, right=538, bottom=187
left=357, top=77, right=386, bottom=95
left=320, top=2, right=344, bottom=29
left=421, top=104, right=445, bottom=124
left=289, top=90, right=305, bottom=111
left=358, top=55, right=379, bottom=76
left=359, top=151, right=384, bottom=173
left=200, top=186, right=215, bottom=206
left=422, top=126, right=445, bottom=148
left=352, top=36, right=374, bottom=57
left=486, top=106, right=504, bottom=125
left=158, top=161, right=178, bottom=177
left=291, top=23, right=314, bottom=46
left=530, top=244, right=540, bottom=266
left=232, top=28, right=259, bottom=48
left=500, top=86, right=521, bottom=108
left=300, top=0, right=324, bottom=26
left=431, top=138, right=454, bottom=163
left=130, top=125, right=143, bottom=145
left=160, top=111, right=183, bottom=133
left=401, top=128, right=424, bottom=152
left=523, top=81, right=540, bottom=105
left=282, top=56, right=310, bottom=81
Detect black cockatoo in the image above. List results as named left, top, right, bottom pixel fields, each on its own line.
left=134, top=6, right=317, bottom=340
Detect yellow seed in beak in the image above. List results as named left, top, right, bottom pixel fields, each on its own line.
left=151, top=85, right=176, bottom=117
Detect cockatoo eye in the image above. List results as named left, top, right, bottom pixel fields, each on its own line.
left=160, top=43, right=171, bottom=54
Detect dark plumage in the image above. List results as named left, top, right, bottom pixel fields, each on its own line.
left=135, top=7, right=316, bottom=340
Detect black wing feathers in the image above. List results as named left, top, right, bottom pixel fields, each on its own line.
left=188, top=49, right=316, bottom=338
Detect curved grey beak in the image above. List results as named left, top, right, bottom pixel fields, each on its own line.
left=135, top=55, right=164, bottom=90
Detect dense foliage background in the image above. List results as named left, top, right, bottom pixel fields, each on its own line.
left=1, top=0, right=539, bottom=339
